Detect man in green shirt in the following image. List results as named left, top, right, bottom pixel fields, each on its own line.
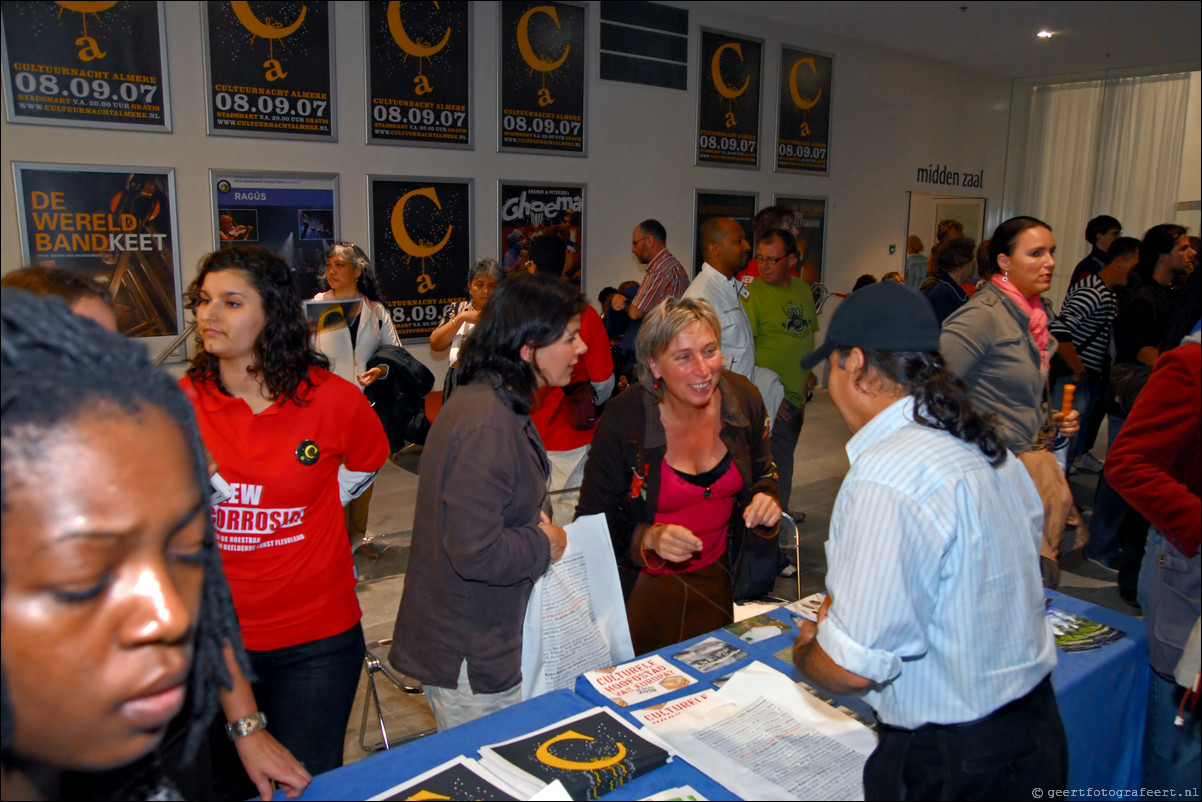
left=742, top=229, right=819, bottom=518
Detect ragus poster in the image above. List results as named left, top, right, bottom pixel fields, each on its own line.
left=366, top=0, right=471, bottom=147
left=1, top=0, right=170, bottom=130
left=499, top=1, right=586, bottom=155
left=369, top=176, right=472, bottom=341
left=776, top=45, right=832, bottom=174
left=498, top=182, right=584, bottom=288
left=211, top=171, right=339, bottom=300
left=203, top=0, right=335, bottom=139
left=13, top=162, right=182, bottom=338
left=696, top=28, right=761, bottom=168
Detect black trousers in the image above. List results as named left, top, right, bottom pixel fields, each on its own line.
left=865, top=675, right=1068, bottom=801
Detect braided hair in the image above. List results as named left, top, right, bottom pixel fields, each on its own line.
left=836, top=346, right=1008, bottom=467
left=1, top=289, right=250, bottom=772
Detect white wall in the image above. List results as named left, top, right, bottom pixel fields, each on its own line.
left=0, top=1, right=1013, bottom=375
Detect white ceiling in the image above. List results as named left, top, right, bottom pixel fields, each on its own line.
left=706, top=1, right=1202, bottom=79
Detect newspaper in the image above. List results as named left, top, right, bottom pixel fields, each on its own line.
left=522, top=514, right=635, bottom=699
left=367, top=755, right=524, bottom=801
left=584, top=654, right=698, bottom=708
left=648, top=661, right=876, bottom=801
left=632, top=689, right=717, bottom=727
left=478, top=707, right=673, bottom=801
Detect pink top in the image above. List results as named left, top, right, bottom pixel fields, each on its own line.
left=647, top=455, right=743, bottom=575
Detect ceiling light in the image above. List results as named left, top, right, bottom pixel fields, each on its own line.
left=1037, top=30, right=1054, bottom=38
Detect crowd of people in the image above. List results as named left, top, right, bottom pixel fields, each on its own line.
left=1, top=207, right=1198, bottom=800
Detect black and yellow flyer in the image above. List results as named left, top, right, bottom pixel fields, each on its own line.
left=366, top=0, right=471, bottom=147
left=369, top=176, right=472, bottom=341
left=696, top=29, right=761, bottom=168
left=1, top=1, right=170, bottom=130
left=203, top=0, right=334, bottom=139
left=499, top=1, right=586, bottom=155
left=776, top=45, right=832, bottom=174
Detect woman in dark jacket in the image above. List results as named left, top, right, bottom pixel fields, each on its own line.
left=577, top=297, right=780, bottom=655
left=389, top=274, right=583, bottom=731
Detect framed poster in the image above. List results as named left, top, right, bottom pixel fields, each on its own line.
left=498, top=1, right=586, bottom=156
left=202, top=0, right=335, bottom=140
left=1, top=0, right=171, bottom=131
left=12, top=162, right=183, bottom=345
left=210, top=171, right=340, bottom=300
left=696, top=29, right=761, bottom=168
left=775, top=45, right=832, bottom=174
left=368, top=176, right=472, bottom=341
left=365, top=0, right=471, bottom=147
left=498, top=182, right=584, bottom=289
left=774, top=194, right=827, bottom=286
left=692, top=190, right=757, bottom=275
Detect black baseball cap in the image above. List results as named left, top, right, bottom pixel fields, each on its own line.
left=801, top=281, right=941, bottom=370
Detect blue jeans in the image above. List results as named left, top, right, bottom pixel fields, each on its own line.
left=246, top=622, right=366, bottom=776
left=1086, top=414, right=1127, bottom=561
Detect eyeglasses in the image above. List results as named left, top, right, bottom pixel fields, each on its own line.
left=758, top=254, right=794, bottom=267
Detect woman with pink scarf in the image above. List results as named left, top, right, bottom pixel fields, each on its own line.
left=941, top=216, right=1080, bottom=587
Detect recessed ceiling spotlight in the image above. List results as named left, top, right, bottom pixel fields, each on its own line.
left=1037, top=30, right=1054, bottom=38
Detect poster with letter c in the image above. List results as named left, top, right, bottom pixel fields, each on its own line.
left=369, top=176, right=472, bottom=341
left=13, top=162, right=183, bottom=344
left=776, top=45, right=832, bottom=174
left=1, top=0, right=171, bottom=130
left=696, top=28, right=761, bottom=169
left=366, top=0, right=471, bottom=147
left=499, top=1, right=586, bottom=155
left=203, top=0, right=335, bottom=140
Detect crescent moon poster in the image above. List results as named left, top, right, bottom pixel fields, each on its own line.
left=202, top=0, right=335, bottom=139
left=369, top=176, right=472, bottom=341
left=366, top=0, right=471, bottom=147
left=1, top=1, right=171, bottom=130
left=776, top=45, right=832, bottom=174
left=499, top=1, right=586, bottom=155
left=696, top=28, right=761, bottom=168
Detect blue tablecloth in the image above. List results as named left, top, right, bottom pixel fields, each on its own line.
left=288, top=590, right=1147, bottom=800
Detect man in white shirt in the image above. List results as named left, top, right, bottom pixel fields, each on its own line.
left=683, top=217, right=755, bottom=379
left=792, top=282, right=1066, bottom=800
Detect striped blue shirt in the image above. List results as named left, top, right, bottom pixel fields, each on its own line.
left=816, top=396, right=1057, bottom=729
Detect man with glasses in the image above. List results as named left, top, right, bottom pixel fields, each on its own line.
left=743, top=229, right=819, bottom=523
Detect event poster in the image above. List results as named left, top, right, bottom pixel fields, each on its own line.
left=775, top=194, right=826, bottom=286
left=369, top=176, right=472, bottom=341
left=13, top=163, right=182, bottom=338
left=498, top=1, right=586, bottom=155
left=203, top=0, right=335, bottom=139
left=1, top=1, right=170, bottom=130
left=776, top=45, right=832, bottom=174
left=693, top=190, right=757, bottom=274
left=498, top=182, right=584, bottom=288
left=210, top=171, right=339, bottom=300
left=696, top=29, right=761, bottom=168
left=366, top=0, right=471, bottom=147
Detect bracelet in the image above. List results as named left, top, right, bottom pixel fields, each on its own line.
left=225, top=711, right=268, bottom=741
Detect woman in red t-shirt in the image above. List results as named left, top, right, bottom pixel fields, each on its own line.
left=182, top=246, right=388, bottom=791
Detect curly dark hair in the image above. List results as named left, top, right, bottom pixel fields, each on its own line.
left=186, top=245, right=329, bottom=405
left=934, top=236, right=977, bottom=276
left=836, top=346, right=1008, bottom=467
left=1, top=289, right=250, bottom=786
left=457, top=273, right=586, bottom=414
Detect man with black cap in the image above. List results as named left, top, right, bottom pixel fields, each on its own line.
left=791, top=282, right=1066, bottom=800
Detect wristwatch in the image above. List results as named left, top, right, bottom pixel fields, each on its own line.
left=225, top=711, right=268, bottom=741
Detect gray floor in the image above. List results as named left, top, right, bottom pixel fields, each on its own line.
left=340, top=388, right=1134, bottom=765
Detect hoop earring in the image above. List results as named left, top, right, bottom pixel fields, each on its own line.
left=1003, top=271, right=1010, bottom=282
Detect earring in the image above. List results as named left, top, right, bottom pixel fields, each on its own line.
left=653, top=377, right=660, bottom=391
left=1003, top=271, right=1010, bottom=282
